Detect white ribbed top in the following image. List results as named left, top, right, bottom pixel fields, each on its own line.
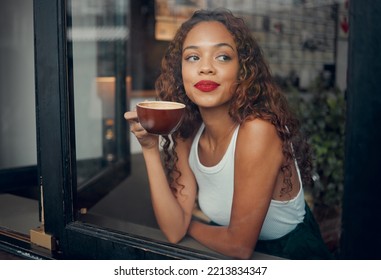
left=189, top=123, right=305, bottom=240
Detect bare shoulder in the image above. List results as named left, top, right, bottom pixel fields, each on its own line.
left=239, top=118, right=281, bottom=144
left=235, top=118, right=283, bottom=165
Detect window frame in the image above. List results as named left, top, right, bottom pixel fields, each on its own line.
left=33, top=0, right=224, bottom=260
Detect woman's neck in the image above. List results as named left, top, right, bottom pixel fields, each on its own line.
left=199, top=107, right=238, bottom=152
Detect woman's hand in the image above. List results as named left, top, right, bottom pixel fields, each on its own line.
left=124, top=111, right=159, bottom=150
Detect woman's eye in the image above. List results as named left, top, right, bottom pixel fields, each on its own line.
left=216, top=55, right=231, bottom=62
left=185, top=55, right=199, bottom=62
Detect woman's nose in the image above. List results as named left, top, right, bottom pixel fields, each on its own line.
left=198, top=59, right=215, bottom=74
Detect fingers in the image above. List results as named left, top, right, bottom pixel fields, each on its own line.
left=125, top=112, right=147, bottom=138
left=129, top=120, right=144, bottom=133
left=125, top=110, right=159, bottom=148
left=124, top=111, right=140, bottom=130
left=124, top=111, right=138, bottom=121
left=124, top=111, right=141, bottom=134
left=133, top=128, right=149, bottom=140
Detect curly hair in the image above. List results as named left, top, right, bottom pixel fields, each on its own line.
left=155, top=9, right=312, bottom=196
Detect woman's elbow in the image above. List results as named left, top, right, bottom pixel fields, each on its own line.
left=163, top=230, right=186, bottom=244
left=166, top=235, right=182, bottom=244
left=234, top=248, right=253, bottom=260
left=229, top=243, right=254, bottom=259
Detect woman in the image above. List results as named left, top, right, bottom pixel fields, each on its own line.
left=125, top=9, right=332, bottom=259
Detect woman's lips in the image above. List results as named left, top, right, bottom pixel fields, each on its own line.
left=194, top=80, right=220, bottom=92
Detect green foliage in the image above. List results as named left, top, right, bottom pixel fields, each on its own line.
left=286, top=82, right=346, bottom=207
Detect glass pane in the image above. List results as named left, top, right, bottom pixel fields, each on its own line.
left=0, top=0, right=40, bottom=236
left=0, top=1, right=37, bottom=169
left=68, top=0, right=129, bottom=186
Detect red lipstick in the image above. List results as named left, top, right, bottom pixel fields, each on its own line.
left=194, top=80, right=220, bottom=92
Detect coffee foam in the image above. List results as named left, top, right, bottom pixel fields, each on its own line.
left=138, top=101, right=185, bottom=110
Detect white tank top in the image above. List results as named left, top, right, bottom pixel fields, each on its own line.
left=189, top=123, right=306, bottom=240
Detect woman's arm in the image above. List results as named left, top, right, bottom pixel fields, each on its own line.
left=125, top=111, right=197, bottom=243
left=142, top=138, right=197, bottom=243
left=188, top=119, right=284, bottom=259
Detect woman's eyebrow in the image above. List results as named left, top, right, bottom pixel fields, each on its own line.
left=183, top=42, right=235, bottom=52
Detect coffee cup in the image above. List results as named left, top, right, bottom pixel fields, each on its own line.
left=136, top=101, right=185, bottom=135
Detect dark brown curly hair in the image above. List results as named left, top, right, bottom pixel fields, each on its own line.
left=155, top=9, right=312, bottom=196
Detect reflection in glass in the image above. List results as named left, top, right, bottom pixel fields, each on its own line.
left=68, top=0, right=129, bottom=187
left=0, top=0, right=40, bottom=236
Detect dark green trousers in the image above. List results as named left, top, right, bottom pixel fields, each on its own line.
left=255, top=203, right=334, bottom=260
